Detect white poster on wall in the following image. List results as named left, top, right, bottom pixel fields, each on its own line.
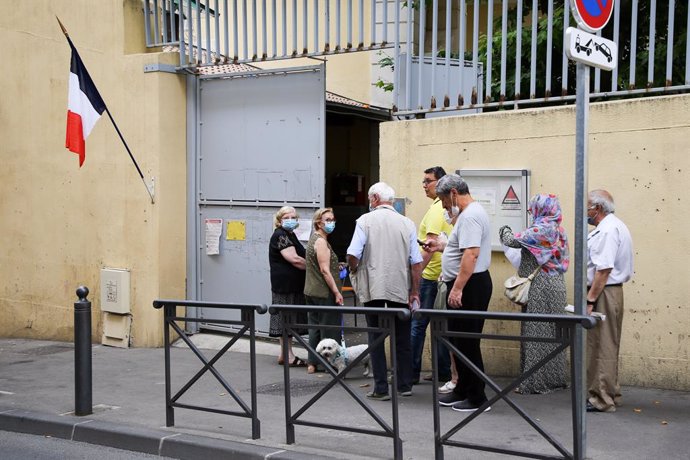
left=205, top=218, right=223, bottom=255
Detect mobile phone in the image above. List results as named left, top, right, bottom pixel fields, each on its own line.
left=417, top=239, right=427, bottom=246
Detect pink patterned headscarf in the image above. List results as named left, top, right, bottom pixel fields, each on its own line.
left=515, top=194, right=570, bottom=275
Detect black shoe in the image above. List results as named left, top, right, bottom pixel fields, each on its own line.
left=451, top=399, right=492, bottom=413
left=438, top=392, right=465, bottom=407
left=366, top=391, right=391, bottom=401
left=586, top=401, right=603, bottom=412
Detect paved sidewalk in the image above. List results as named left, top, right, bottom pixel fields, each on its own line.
left=0, top=337, right=688, bottom=459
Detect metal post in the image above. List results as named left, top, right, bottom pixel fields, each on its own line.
left=572, top=61, right=589, bottom=460
left=245, top=307, right=261, bottom=439
left=74, top=286, right=92, bottom=416
left=164, top=304, right=174, bottom=426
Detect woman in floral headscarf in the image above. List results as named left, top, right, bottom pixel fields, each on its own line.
left=499, top=194, right=570, bottom=394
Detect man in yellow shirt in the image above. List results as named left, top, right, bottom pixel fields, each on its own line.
left=411, top=167, right=454, bottom=385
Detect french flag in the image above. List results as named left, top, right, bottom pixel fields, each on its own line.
left=65, top=44, right=106, bottom=167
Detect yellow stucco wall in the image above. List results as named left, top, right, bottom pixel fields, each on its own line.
left=380, top=94, right=690, bottom=390
left=0, top=1, right=187, bottom=347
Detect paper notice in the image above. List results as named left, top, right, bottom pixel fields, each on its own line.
left=226, top=221, right=246, bottom=241
left=205, top=219, right=222, bottom=255
left=294, top=219, right=312, bottom=242
left=472, top=187, right=496, bottom=215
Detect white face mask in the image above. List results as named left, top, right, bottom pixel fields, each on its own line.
left=443, top=210, right=453, bottom=225
left=443, top=204, right=460, bottom=224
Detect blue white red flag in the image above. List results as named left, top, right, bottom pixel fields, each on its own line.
left=65, top=42, right=106, bottom=167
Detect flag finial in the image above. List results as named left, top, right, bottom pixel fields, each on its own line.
left=56, top=16, right=69, bottom=38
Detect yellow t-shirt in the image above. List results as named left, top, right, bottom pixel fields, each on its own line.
left=418, top=199, right=453, bottom=281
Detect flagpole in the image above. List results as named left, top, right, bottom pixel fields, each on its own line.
left=103, top=107, right=155, bottom=203
left=57, top=16, right=155, bottom=204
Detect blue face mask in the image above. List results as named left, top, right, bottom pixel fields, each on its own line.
left=281, top=218, right=298, bottom=231
left=324, top=222, right=336, bottom=234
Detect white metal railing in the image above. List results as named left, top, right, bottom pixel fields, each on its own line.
left=143, top=0, right=396, bottom=67
left=391, top=0, right=690, bottom=115
left=142, top=1, right=690, bottom=116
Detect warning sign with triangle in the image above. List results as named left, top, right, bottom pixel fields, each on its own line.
left=501, top=185, right=521, bottom=210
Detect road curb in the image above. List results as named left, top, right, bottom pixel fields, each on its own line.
left=0, top=407, right=330, bottom=459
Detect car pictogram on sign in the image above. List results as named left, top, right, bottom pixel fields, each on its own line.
left=595, top=42, right=613, bottom=62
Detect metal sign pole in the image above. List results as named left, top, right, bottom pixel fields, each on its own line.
left=573, top=61, right=590, bottom=460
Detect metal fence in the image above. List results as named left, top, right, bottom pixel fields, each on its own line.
left=269, top=304, right=410, bottom=460
left=391, top=0, right=690, bottom=115
left=152, top=299, right=267, bottom=439
left=143, top=1, right=689, bottom=116
left=143, top=0, right=396, bottom=67
left=418, top=309, right=597, bottom=460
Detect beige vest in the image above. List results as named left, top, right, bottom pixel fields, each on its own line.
left=351, top=205, right=415, bottom=304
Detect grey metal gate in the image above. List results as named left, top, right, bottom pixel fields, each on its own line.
left=188, top=65, right=325, bottom=334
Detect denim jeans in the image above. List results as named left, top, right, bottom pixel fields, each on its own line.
left=410, top=278, right=451, bottom=381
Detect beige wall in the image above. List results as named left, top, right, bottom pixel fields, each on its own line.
left=380, top=94, right=690, bottom=390
left=0, top=1, right=187, bottom=347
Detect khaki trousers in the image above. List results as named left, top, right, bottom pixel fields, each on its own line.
left=587, top=285, right=624, bottom=412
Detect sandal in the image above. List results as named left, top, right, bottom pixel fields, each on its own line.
left=289, top=357, right=307, bottom=367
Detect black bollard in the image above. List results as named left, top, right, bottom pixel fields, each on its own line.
left=74, top=286, right=92, bottom=416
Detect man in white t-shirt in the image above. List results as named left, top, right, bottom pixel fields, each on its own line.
left=433, top=174, right=493, bottom=413
left=585, top=189, right=634, bottom=413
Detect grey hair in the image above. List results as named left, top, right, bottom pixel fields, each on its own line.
left=435, top=173, right=469, bottom=197
left=588, top=189, right=615, bottom=214
left=368, top=182, right=396, bottom=202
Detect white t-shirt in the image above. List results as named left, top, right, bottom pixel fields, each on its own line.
left=441, top=201, right=492, bottom=281
left=587, top=213, right=634, bottom=285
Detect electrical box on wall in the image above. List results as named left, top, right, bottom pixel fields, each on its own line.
left=100, top=268, right=131, bottom=314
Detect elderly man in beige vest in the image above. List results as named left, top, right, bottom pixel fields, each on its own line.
left=346, top=182, right=423, bottom=401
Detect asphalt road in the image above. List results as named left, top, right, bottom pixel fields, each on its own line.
left=0, top=430, right=175, bottom=460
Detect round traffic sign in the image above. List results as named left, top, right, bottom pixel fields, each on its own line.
left=571, top=0, right=615, bottom=33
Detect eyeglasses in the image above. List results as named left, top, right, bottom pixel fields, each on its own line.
left=422, top=179, right=437, bottom=185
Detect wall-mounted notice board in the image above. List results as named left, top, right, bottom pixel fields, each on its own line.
left=457, top=169, right=530, bottom=251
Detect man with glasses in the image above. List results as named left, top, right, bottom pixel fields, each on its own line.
left=411, top=167, right=454, bottom=388
left=585, top=190, right=634, bottom=413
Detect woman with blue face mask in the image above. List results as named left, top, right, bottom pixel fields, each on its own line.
left=269, top=206, right=308, bottom=367
left=303, top=208, right=344, bottom=374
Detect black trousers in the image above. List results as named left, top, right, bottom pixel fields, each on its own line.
left=445, top=270, right=492, bottom=404
left=365, top=300, right=413, bottom=394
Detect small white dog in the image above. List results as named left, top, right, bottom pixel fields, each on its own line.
left=316, top=338, right=371, bottom=377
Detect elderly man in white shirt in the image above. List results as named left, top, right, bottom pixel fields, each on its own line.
left=347, top=182, right=423, bottom=401
left=585, top=189, right=634, bottom=413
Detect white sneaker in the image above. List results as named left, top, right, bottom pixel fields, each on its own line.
left=438, top=381, right=456, bottom=394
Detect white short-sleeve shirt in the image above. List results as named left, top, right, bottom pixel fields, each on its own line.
left=587, top=213, right=634, bottom=285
